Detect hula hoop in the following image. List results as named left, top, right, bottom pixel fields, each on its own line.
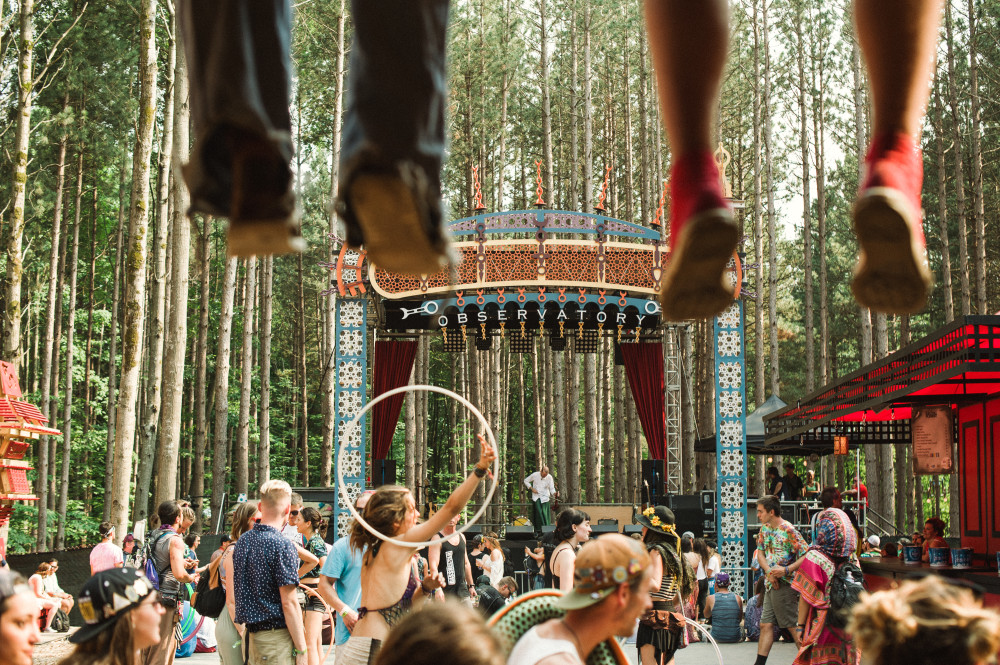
left=299, top=584, right=336, bottom=664
left=336, top=384, right=500, bottom=550
left=684, top=617, right=724, bottom=665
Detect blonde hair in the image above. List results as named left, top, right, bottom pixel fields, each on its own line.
left=850, top=576, right=1000, bottom=665
left=231, top=502, right=258, bottom=541
left=259, top=479, right=292, bottom=509
left=350, top=486, right=411, bottom=560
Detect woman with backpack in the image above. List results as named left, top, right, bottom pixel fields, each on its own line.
left=790, top=508, right=860, bottom=665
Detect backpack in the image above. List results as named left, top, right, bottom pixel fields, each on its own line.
left=52, top=609, right=70, bottom=633
left=190, top=549, right=228, bottom=619
left=826, top=560, right=866, bottom=629
left=142, top=530, right=175, bottom=591
left=502, top=547, right=516, bottom=578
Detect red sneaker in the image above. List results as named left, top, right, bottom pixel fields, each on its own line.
left=851, top=133, right=931, bottom=314
left=659, top=152, right=739, bottom=320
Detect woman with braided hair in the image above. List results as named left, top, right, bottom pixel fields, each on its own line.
left=849, top=576, right=1000, bottom=665
left=635, top=505, right=696, bottom=665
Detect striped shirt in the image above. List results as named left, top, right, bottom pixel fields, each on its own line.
left=90, top=541, right=124, bottom=573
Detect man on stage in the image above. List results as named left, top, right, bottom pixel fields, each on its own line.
left=524, top=466, right=558, bottom=529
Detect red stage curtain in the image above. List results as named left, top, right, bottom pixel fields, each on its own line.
left=371, top=340, right=418, bottom=460
left=620, top=342, right=666, bottom=459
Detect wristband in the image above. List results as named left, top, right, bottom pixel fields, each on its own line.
left=293, top=647, right=308, bottom=657
left=340, top=608, right=351, bottom=619
left=473, top=466, right=487, bottom=478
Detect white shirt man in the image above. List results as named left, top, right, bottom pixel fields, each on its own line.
left=524, top=467, right=558, bottom=528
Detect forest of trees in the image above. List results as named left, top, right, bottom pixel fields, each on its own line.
left=0, top=0, right=995, bottom=552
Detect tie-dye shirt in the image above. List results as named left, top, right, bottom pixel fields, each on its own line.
left=757, top=519, right=807, bottom=589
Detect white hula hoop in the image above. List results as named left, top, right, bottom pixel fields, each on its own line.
left=336, top=384, right=500, bottom=550
left=685, top=617, right=724, bottom=665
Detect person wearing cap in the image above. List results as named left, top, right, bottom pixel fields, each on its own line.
left=123, top=535, right=142, bottom=568
left=63, top=568, right=166, bottom=665
left=634, top=506, right=696, bottom=665
left=507, top=534, right=654, bottom=665
left=703, top=572, right=743, bottom=643
left=0, top=570, right=41, bottom=665
left=861, top=535, right=881, bottom=558
left=318, top=490, right=374, bottom=665
left=90, top=522, right=124, bottom=575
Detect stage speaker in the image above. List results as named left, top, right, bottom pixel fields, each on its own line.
left=371, top=459, right=396, bottom=487
left=590, top=523, right=619, bottom=538
left=505, top=525, right=536, bottom=541
left=641, top=459, right=666, bottom=506
left=669, top=494, right=706, bottom=537
left=541, top=525, right=555, bottom=536
left=622, top=524, right=643, bottom=537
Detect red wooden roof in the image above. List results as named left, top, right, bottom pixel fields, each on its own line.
left=765, top=316, right=1000, bottom=445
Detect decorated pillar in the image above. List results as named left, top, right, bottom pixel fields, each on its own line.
left=329, top=244, right=370, bottom=540
left=714, top=297, right=749, bottom=597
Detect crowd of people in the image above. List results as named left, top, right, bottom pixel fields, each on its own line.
left=0, top=469, right=996, bottom=665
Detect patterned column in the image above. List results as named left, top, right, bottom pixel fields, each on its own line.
left=714, top=298, right=749, bottom=597
left=333, top=298, right=367, bottom=540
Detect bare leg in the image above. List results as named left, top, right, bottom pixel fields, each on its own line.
left=643, top=0, right=729, bottom=157
left=639, top=643, right=657, bottom=665
left=850, top=0, right=941, bottom=314
left=855, top=0, right=943, bottom=139
left=758, top=622, right=775, bottom=657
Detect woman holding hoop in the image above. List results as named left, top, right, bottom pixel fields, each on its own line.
left=340, top=435, right=496, bottom=665
left=297, top=507, right=329, bottom=665
left=545, top=508, right=592, bottom=591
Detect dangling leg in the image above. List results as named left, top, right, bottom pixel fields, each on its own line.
left=850, top=0, right=942, bottom=313
left=644, top=0, right=739, bottom=320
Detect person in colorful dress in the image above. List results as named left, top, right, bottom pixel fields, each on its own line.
left=755, top=495, right=809, bottom=665
left=791, top=508, right=860, bottom=665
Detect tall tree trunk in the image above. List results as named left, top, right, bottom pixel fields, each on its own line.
left=56, top=151, right=83, bottom=549
left=191, top=216, right=211, bottom=529
left=37, top=97, right=68, bottom=546
left=796, top=4, right=813, bottom=392
left=810, top=14, right=830, bottom=385
left=851, top=34, right=873, bottom=366
left=932, top=87, right=954, bottom=322
left=137, top=23, right=176, bottom=517
left=103, top=157, right=128, bottom=522
left=965, top=0, right=985, bottom=313
left=157, top=37, right=190, bottom=507
left=210, top=258, right=238, bottom=527
left=258, top=256, right=273, bottom=484
left=2, top=0, right=35, bottom=371
left=944, top=2, right=970, bottom=316
left=110, top=0, right=158, bottom=541
left=235, top=258, right=257, bottom=496
left=538, top=0, right=554, bottom=204
left=752, top=0, right=765, bottom=410
left=297, top=255, right=309, bottom=484
left=763, top=0, right=779, bottom=394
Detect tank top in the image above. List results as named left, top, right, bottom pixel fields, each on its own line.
left=710, top=592, right=743, bottom=642
left=437, top=532, right=468, bottom=596
left=508, top=626, right=583, bottom=665
left=152, top=529, right=181, bottom=598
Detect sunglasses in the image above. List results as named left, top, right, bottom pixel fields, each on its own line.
left=255, top=518, right=262, bottom=524
left=290, top=510, right=299, bottom=516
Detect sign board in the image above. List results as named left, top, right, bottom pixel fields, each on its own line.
left=833, top=435, right=849, bottom=456
left=912, top=405, right=954, bottom=474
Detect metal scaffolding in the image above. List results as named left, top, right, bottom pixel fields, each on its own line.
left=663, top=324, right=683, bottom=494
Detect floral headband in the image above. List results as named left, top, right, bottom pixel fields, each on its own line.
left=574, top=558, right=645, bottom=593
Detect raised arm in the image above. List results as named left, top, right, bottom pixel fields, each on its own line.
left=403, top=435, right=496, bottom=543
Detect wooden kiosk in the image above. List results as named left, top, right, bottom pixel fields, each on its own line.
left=763, top=316, right=1000, bottom=607
left=0, top=360, right=60, bottom=558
